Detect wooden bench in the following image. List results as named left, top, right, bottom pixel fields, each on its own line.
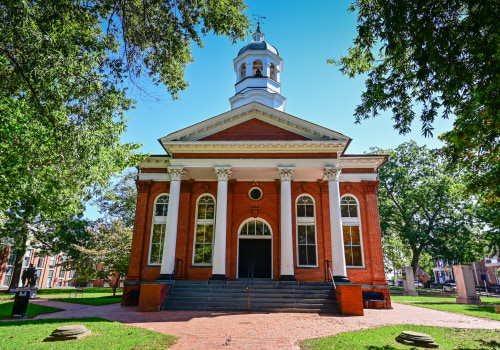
left=362, top=291, right=387, bottom=309
left=125, top=289, right=140, bottom=306
left=69, top=288, right=84, bottom=298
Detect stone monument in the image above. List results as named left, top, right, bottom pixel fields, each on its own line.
left=402, top=266, right=418, bottom=296
left=453, top=264, right=481, bottom=305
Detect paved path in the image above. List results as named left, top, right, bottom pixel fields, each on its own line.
left=31, top=299, right=500, bottom=350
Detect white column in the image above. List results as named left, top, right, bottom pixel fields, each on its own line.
left=211, top=167, right=231, bottom=279
left=158, top=167, right=184, bottom=279
left=324, top=167, right=349, bottom=282
left=278, top=167, right=295, bottom=280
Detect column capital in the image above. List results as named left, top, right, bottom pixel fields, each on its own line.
left=277, top=167, right=294, bottom=181
left=324, top=167, right=342, bottom=181
left=168, top=167, right=185, bottom=181
left=214, top=167, right=232, bottom=181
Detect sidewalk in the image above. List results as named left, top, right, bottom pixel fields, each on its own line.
left=31, top=299, right=500, bottom=350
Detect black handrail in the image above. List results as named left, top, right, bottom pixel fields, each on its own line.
left=246, top=262, right=254, bottom=310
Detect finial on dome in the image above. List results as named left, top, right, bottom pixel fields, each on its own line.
left=252, top=14, right=266, bottom=42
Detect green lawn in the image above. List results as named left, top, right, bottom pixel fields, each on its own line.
left=0, top=317, right=177, bottom=349
left=53, top=296, right=122, bottom=306
left=0, top=287, right=123, bottom=300
left=392, top=295, right=500, bottom=321
left=300, top=325, right=500, bottom=349
left=0, top=301, right=63, bottom=319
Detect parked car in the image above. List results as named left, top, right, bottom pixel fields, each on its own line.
left=414, top=280, right=424, bottom=289
left=443, top=281, right=457, bottom=292
left=430, top=281, right=444, bottom=289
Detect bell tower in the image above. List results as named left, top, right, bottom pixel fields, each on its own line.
left=229, top=23, right=286, bottom=111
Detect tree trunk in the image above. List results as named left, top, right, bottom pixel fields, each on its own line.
left=9, top=234, right=28, bottom=292
left=411, top=249, right=421, bottom=278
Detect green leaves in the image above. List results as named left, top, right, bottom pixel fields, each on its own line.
left=335, top=1, right=499, bottom=238
left=371, top=142, right=486, bottom=273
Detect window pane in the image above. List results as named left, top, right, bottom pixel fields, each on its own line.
left=349, top=205, right=358, bottom=217
left=256, top=222, right=263, bottom=235
left=344, top=248, right=353, bottom=266
left=206, top=204, right=215, bottom=219
left=305, top=205, right=314, bottom=217
left=341, top=205, right=349, bottom=217
left=248, top=221, right=255, bottom=235
left=298, top=246, right=307, bottom=266
left=196, top=225, right=205, bottom=242
left=298, top=226, right=306, bottom=244
left=263, top=223, right=271, bottom=235
left=342, top=226, right=350, bottom=244
left=306, top=226, right=315, bottom=244
left=152, top=224, right=164, bottom=242
left=197, top=205, right=207, bottom=219
left=297, top=205, right=306, bottom=217
left=203, top=245, right=213, bottom=264
left=150, top=244, right=161, bottom=264
left=351, top=226, right=360, bottom=244
left=307, top=246, right=317, bottom=265
left=352, top=246, right=362, bottom=266
left=240, top=223, right=248, bottom=235
left=205, top=225, right=213, bottom=242
left=194, top=245, right=204, bottom=264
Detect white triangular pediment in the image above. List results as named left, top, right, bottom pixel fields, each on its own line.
left=160, top=102, right=350, bottom=143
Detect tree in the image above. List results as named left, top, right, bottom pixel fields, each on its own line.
left=332, top=1, right=499, bottom=242
left=67, top=219, right=132, bottom=297
left=372, top=142, right=486, bottom=275
left=1, top=1, right=249, bottom=289
left=97, top=169, right=138, bottom=228
left=382, top=232, right=411, bottom=280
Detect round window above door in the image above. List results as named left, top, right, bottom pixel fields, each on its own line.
left=249, top=187, right=263, bottom=200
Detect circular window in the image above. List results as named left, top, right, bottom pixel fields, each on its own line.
left=249, top=187, right=263, bottom=200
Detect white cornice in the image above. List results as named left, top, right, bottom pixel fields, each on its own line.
left=160, top=102, right=351, bottom=143
left=139, top=157, right=171, bottom=168
left=163, top=140, right=346, bottom=154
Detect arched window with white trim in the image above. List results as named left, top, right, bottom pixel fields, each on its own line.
left=296, top=195, right=318, bottom=267
left=270, top=63, right=277, bottom=81
left=148, top=194, right=169, bottom=265
left=253, top=59, right=263, bottom=77
left=341, top=195, right=363, bottom=267
left=193, top=195, right=216, bottom=265
left=240, top=63, right=246, bottom=80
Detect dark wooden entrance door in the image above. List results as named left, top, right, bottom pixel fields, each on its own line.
left=238, top=239, right=272, bottom=278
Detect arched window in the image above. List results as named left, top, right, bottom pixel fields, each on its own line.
left=296, top=195, right=317, bottom=267
left=270, top=63, right=277, bottom=81
left=252, top=59, right=263, bottom=77
left=240, top=63, right=246, bottom=80
left=193, top=195, right=216, bottom=265
left=149, top=194, right=169, bottom=265
left=239, top=219, right=271, bottom=236
left=341, top=195, right=363, bottom=267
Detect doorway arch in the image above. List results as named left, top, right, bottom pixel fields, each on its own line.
left=237, top=218, right=273, bottom=279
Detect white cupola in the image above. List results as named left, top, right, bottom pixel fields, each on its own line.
left=229, top=24, right=286, bottom=111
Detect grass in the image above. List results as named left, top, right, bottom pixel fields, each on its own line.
left=392, top=295, right=500, bottom=321
left=0, top=301, right=63, bottom=319
left=0, top=317, right=177, bottom=349
left=0, top=287, right=123, bottom=300
left=53, top=297, right=122, bottom=306
left=300, top=325, right=500, bottom=349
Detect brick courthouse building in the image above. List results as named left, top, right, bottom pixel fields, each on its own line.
left=123, top=26, right=390, bottom=314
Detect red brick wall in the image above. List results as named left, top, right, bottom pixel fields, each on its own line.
left=200, top=118, right=310, bottom=141
left=127, top=178, right=388, bottom=289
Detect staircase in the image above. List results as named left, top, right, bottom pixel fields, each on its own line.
left=161, top=280, right=340, bottom=313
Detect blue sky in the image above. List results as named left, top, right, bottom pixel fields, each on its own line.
left=86, top=0, right=455, bottom=219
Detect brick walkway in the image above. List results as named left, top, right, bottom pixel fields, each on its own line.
left=31, top=299, right=500, bottom=349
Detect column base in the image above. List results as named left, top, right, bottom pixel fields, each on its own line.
left=156, top=274, right=173, bottom=282
left=333, top=275, right=351, bottom=283
left=279, top=275, right=296, bottom=281
left=209, top=274, right=227, bottom=281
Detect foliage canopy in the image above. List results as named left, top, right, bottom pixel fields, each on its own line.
left=333, top=0, right=499, bottom=241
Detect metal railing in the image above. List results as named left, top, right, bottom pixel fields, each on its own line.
left=246, top=262, right=255, bottom=310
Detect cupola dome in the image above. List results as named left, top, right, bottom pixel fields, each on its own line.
left=229, top=24, right=286, bottom=111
